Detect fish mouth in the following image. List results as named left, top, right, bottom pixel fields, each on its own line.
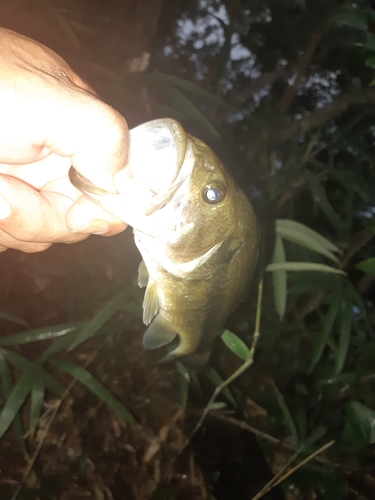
left=69, top=119, right=192, bottom=227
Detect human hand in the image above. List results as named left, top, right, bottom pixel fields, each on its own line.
left=0, top=28, right=128, bottom=253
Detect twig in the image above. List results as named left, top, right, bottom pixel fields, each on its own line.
left=252, top=440, right=335, bottom=500
left=186, top=276, right=264, bottom=445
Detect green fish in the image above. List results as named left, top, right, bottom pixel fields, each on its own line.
left=69, top=119, right=259, bottom=364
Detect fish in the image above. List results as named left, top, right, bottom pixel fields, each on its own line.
left=69, top=118, right=259, bottom=364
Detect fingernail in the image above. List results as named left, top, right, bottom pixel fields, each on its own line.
left=70, top=219, right=109, bottom=234
left=0, top=195, right=11, bottom=220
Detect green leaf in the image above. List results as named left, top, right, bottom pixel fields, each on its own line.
left=266, top=262, right=345, bottom=275
left=275, top=219, right=340, bottom=262
left=205, top=367, right=237, bottom=408
left=176, top=362, right=189, bottom=410
left=0, top=353, right=26, bottom=453
left=355, top=257, right=375, bottom=274
left=142, top=73, right=234, bottom=112
left=365, top=55, right=375, bottom=68
left=271, top=234, right=287, bottom=320
left=208, top=402, right=227, bottom=410
left=305, top=173, right=344, bottom=231
left=333, top=11, right=368, bottom=31
left=0, top=310, right=28, bottom=327
left=0, top=322, right=85, bottom=347
left=343, top=401, right=375, bottom=448
left=49, top=358, right=135, bottom=424
left=68, top=289, right=132, bottom=351
left=271, top=380, right=298, bottom=446
left=309, top=288, right=342, bottom=372
left=334, top=301, right=352, bottom=376
left=146, top=81, right=221, bottom=143
left=221, top=330, right=250, bottom=361
left=0, top=349, right=64, bottom=397
left=0, top=365, right=34, bottom=439
left=29, top=364, right=45, bottom=436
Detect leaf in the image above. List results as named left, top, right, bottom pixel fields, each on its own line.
left=142, top=73, right=234, bottom=111
left=343, top=401, right=375, bottom=447
left=309, top=288, right=341, bottom=372
left=0, top=310, right=28, bottom=327
left=334, top=301, right=352, bottom=376
left=305, top=173, right=344, bottom=231
left=271, top=234, right=287, bottom=320
left=0, top=365, right=34, bottom=439
left=266, top=262, right=346, bottom=275
left=0, top=353, right=26, bottom=453
left=355, top=257, right=375, bottom=274
left=206, top=367, right=237, bottom=408
left=68, top=289, right=132, bottom=351
left=29, top=364, right=45, bottom=436
left=271, top=380, right=298, bottom=446
left=146, top=80, right=221, bottom=143
left=221, top=330, right=250, bottom=361
left=0, top=322, right=85, bottom=347
left=333, top=11, right=368, bottom=31
left=365, top=55, right=375, bottom=68
left=275, top=219, right=340, bottom=262
left=49, top=358, right=135, bottom=424
left=176, top=362, right=189, bottom=410
left=0, top=349, right=64, bottom=397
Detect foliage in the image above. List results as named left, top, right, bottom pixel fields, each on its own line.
left=1, top=0, right=375, bottom=498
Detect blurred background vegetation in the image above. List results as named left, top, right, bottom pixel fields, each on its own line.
left=0, top=0, right=375, bottom=498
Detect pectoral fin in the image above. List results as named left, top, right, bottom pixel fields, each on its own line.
left=138, top=260, right=149, bottom=288
left=143, top=315, right=177, bottom=350
left=143, top=279, right=159, bottom=325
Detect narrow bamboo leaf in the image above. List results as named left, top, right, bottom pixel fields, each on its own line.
left=276, top=220, right=339, bottom=262
left=0, top=310, right=28, bottom=327
left=0, top=322, right=85, bottom=347
left=266, top=262, right=346, bottom=275
left=0, top=353, right=26, bottom=453
left=29, top=364, right=45, bottom=436
left=296, top=393, right=307, bottom=442
left=271, top=235, right=287, bottom=320
left=0, top=349, right=64, bottom=397
left=206, top=367, right=237, bottom=408
left=304, top=425, right=328, bottom=447
left=221, top=330, right=250, bottom=361
left=43, top=331, right=82, bottom=358
left=276, top=219, right=340, bottom=253
left=208, top=402, right=227, bottom=410
left=356, top=258, right=375, bottom=274
left=271, top=380, right=298, bottom=446
left=148, top=82, right=221, bottom=142
left=309, top=289, right=341, bottom=372
left=142, top=73, right=234, bottom=111
left=49, top=358, right=135, bottom=424
left=334, top=301, right=352, bottom=376
left=176, top=362, right=189, bottom=410
left=0, top=366, right=34, bottom=438
left=68, top=289, right=132, bottom=351
left=305, top=173, right=344, bottom=230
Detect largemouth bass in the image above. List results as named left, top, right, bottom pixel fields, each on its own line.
left=69, top=119, right=259, bottom=363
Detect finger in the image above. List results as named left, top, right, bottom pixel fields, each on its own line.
left=66, top=195, right=127, bottom=236
left=34, top=86, right=129, bottom=192
left=0, top=174, right=91, bottom=243
left=0, top=229, right=52, bottom=253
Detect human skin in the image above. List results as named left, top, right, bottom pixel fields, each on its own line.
left=0, top=27, right=129, bottom=253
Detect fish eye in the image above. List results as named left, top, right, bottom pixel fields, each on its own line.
left=202, top=184, right=225, bottom=204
